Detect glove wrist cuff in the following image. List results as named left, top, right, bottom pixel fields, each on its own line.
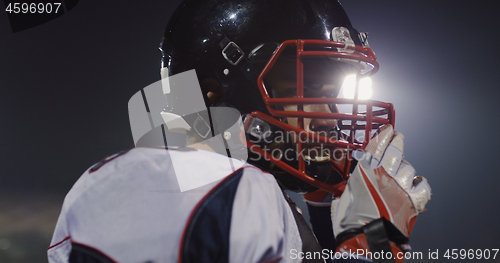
left=335, top=218, right=410, bottom=263
left=335, top=233, right=404, bottom=263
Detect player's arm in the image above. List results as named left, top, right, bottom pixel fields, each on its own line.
left=47, top=197, right=72, bottom=263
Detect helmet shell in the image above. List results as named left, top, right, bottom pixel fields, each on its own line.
left=160, top=0, right=362, bottom=114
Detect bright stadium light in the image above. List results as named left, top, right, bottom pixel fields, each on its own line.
left=340, top=74, right=372, bottom=100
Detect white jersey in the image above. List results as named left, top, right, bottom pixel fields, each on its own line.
left=48, top=147, right=302, bottom=263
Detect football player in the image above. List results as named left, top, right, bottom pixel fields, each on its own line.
left=48, top=0, right=431, bottom=262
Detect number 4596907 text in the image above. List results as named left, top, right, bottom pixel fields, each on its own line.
left=5, top=3, right=62, bottom=14
left=443, top=249, right=498, bottom=260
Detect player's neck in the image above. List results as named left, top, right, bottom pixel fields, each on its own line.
left=187, top=141, right=216, bottom=152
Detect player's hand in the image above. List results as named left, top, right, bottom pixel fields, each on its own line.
left=332, top=124, right=431, bottom=239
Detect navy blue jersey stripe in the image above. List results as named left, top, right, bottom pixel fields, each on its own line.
left=69, top=242, right=117, bottom=263
left=179, top=168, right=245, bottom=263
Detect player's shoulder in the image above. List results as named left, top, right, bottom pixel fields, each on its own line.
left=60, top=147, right=189, bottom=200
left=86, top=146, right=232, bottom=175
left=64, top=147, right=260, bottom=201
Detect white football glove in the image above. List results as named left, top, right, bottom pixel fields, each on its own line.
left=332, top=124, right=431, bottom=238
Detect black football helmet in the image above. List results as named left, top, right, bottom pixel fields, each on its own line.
left=160, top=0, right=394, bottom=195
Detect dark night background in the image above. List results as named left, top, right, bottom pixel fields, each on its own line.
left=1, top=0, right=499, bottom=262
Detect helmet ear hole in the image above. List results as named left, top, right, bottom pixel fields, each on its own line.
left=201, top=78, right=224, bottom=106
